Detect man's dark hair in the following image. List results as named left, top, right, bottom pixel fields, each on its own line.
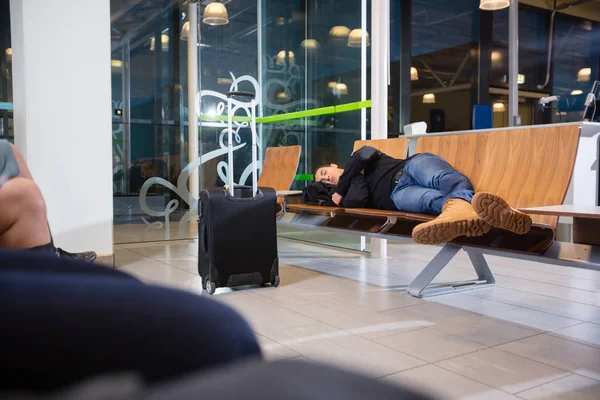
left=313, top=165, right=330, bottom=181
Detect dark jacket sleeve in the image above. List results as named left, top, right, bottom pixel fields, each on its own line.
left=335, top=146, right=380, bottom=197
left=340, top=175, right=370, bottom=208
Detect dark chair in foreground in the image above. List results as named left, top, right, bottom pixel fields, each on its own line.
left=0, top=250, right=261, bottom=394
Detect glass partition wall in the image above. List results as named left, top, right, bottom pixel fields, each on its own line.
left=111, top=0, right=371, bottom=251
left=111, top=0, right=600, bottom=247
left=261, top=0, right=371, bottom=251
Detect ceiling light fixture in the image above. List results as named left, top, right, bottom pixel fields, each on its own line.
left=276, top=50, right=295, bottom=66
left=301, top=39, right=320, bottom=50
left=150, top=34, right=169, bottom=52
left=329, top=26, right=351, bottom=42
left=493, top=102, right=506, bottom=112
left=479, top=0, right=510, bottom=11
left=333, top=83, right=348, bottom=96
left=578, top=67, right=591, bottom=82
left=411, top=67, right=419, bottom=81
left=423, top=93, right=436, bottom=104
left=347, top=29, right=370, bottom=48
left=203, top=2, right=229, bottom=26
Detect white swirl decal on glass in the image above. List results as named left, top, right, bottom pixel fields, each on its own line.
left=138, top=73, right=260, bottom=240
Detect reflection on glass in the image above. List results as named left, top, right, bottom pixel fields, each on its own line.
left=202, top=2, right=230, bottom=26
left=578, top=68, right=592, bottom=83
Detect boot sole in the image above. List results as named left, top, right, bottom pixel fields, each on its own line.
left=472, top=192, right=532, bottom=235
left=412, top=218, right=490, bottom=245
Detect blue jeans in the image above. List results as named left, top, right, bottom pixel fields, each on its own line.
left=391, top=153, right=474, bottom=215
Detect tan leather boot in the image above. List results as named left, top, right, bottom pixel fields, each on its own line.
left=472, top=192, right=532, bottom=235
left=412, top=199, right=491, bottom=245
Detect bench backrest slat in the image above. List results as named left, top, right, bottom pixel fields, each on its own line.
left=415, top=133, right=489, bottom=191
left=258, top=145, right=302, bottom=191
left=353, top=138, right=408, bottom=159
left=415, top=126, right=580, bottom=228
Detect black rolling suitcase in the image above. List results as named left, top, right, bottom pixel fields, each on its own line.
left=198, top=91, right=279, bottom=295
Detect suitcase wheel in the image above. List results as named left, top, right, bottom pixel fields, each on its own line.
left=271, top=275, right=280, bottom=287
left=205, top=279, right=217, bottom=295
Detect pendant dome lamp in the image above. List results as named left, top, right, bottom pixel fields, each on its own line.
left=203, top=1, right=229, bottom=26
left=479, top=0, right=510, bottom=10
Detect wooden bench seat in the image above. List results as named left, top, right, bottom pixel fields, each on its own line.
left=286, top=204, right=345, bottom=215
left=344, top=208, right=434, bottom=222
left=279, top=125, right=594, bottom=298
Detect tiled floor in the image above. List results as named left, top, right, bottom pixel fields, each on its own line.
left=115, top=238, right=600, bottom=400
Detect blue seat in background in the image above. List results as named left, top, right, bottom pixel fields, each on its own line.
left=472, top=104, right=493, bottom=130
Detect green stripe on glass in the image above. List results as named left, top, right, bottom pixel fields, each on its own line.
left=295, top=174, right=314, bottom=181
left=198, top=99, right=372, bottom=125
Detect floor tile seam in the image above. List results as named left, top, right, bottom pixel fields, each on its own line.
left=461, top=292, right=592, bottom=322
left=450, top=257, right=600, bottom=284
left=321, top=323, right=434, bottom=364
left=118, top=240, right=195, bottom=249
left=252, top=320, right=335, bottom=344
left=424, top=301, right=522, bottom=316
left=433, top=351, right=572, bottom=397
left=268, top=298, right=401, bottom=329
left=511, top=372, right=576, bottom=397
left=308, top=293, right=423, bottom=314
left=361, top=325, right=430, bottom=341
left=289, top=268, right=394, bottom=290
left=371, top=333, right=488, bottom=365
left=234, top=298, right=325, bottom=324
left=447, top=261, right=600, bottom=294
left=545, top=324, right=600, bottom=351
left=418, top=320, right=543, bottom=344
left=243, top=291, right=328, bottom=309
left=490, top=282, right=600, bottom=308
left=477, top=256, right=600, bottom=283
left=382, top=322, right=498, bottom=351
left=369, top=298, right=585, bottom=330
left=484, top=346, right=576, bottom=376
left=409, top=358, right=527, bottom=398
left=300, top=258, right=405, bottom=281
left=492, top=276, right=600, bottom=297
left=258, top=336, right=301, bottom=358
left=276, top=237, right=367, bottom=256
left=487, top=332, right=549, bottom=352
left=570, top=372, right=600, bottom=382
left=148, top=257, right=200, bottom=276
left=375, top=362, right=435, bottom=380
left=121, top=247, right=166, bottom=260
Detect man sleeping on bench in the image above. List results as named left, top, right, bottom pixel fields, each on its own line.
left=314, top=145, right=532, bottom=245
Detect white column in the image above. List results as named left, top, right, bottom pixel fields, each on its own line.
left=10, top=0, right=113, bottom=255
left=370, top=0, right=390, bottom=258
left=360, top=0, right=367, bottom=251
left=187, top=1, right=200, bottom=198
left=508, top=0, right=519, bottom=126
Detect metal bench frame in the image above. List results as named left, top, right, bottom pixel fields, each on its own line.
left=277, top=124, right=600, bottom=298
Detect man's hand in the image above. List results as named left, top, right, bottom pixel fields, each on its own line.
left=332, top=193, right=343, bottom=206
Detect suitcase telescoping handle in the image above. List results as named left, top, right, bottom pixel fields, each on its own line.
left=226, top=90, right=258, bottom=197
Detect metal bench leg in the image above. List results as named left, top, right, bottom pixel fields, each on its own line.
left=407, top=244, right=461, bottom=298
left=467, top=249, right=495, bottom=286
left=407, top=244, right=496, bottom=298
